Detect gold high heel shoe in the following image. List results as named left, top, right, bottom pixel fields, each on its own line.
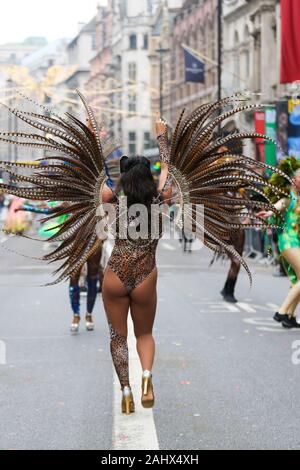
left=85, top=314, right=95, bottom=331
left=121, top=386, right=135, bottom=415
left=141, top=370, right=155, bottom=408
left=70, top=316, right=80, bottom=334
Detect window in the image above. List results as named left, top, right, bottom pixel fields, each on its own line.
left=143, top=34, right=148, bottom=50
left=245, top=49, right=250, bottom=79
left=9, top=53, right=16, bottom=63
left=129, top=132, right=136, bottom=155
left=129, top=34, right=137, bottom=50
left=234, top=31, right=240, bottom=87
left=128, top=62, right=137, bottom=82
left=144, top=132, right=151, bottom=150
left=128, top=92, right=137, bottom=113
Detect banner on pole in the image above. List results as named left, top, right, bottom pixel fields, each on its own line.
left=182, top=45, right=205, bottom=83
left=264, top=107, right=277, bottom=167
left=254, top=111, right=265, bottom=162
left=280, top=0, right=300, bottom=84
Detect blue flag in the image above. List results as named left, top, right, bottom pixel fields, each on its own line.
left=182, top=45, right=205, bottom=83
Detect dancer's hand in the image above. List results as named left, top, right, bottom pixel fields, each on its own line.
left=156, top=117, right=167, bottom=138
left=256, top=210, right=273, bottom=219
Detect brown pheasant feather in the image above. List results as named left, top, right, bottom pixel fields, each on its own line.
left=0, top=89, right=116, bottom=285
left=161, top=95, right=291, bottom=285
left=0, top=92, right=290, bottom=286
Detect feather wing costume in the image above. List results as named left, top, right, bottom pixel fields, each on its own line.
left=158, top=94, right=291, bottom=284
left=0, top=91, right=291, bottom=285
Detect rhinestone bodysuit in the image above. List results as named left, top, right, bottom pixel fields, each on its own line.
left=106, top=133, right=171, bottom=293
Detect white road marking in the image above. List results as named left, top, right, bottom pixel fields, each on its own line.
left=9, top=265, right=52, bottom=271
left=256, top=327, right=285, bottom=333
left=266, top=302, right=280, bottom=310
left=112, top=318, right=159, bottom=450
left=192, top=301, right=241, bottom=313
left=161, top=242, right=176, bottom=251
left=243, top=317, right=285, bottom=333
left=236, top=302, right=257, bottom=313
left=101, top=239, right=159, bottom=450
left=0, top=335, right=73, bottom=340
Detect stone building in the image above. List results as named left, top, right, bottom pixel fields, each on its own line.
left=222, top=0, right=279, bottom=159
left=170, top=0, right=218, bottom=124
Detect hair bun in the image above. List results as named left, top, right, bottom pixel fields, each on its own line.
left=120, top=156, right=151, bottom=173
left=120, top=155, right=129, bottom=173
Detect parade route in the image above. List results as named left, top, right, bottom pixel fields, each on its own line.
left=0, top=235, right=300, bottom=450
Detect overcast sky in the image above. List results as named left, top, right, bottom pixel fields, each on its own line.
left=0, top=0, right=108, bottom=44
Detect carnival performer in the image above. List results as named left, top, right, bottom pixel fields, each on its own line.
left=15, top=201, right=103, bottom=333
left=0, top=90, right=289, bottom=414
left=4, top=196, right=30, bottom=234
left=217, top=126, right=246, bottom=303
left=220, top=189, right=246, bottom=303
left=257, top=157, right=300, bottom=328
left=69, top=245, right=103, bottom=334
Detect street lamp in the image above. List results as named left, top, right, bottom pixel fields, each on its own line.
left=156, top=44, right=170, bottom=117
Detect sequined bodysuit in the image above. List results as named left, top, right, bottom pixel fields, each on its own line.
left=106, top=132, right=170, bottom=293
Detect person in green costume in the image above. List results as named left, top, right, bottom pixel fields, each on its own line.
left=37, top=201, right=68, bottom=238
left=257, top=157, right=300, bottom=328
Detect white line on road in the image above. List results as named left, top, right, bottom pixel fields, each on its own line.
left=243, top=317, right=286, bottom=333
left=0, top=335, right=72, bottom=340
left=235, top=302, right=257, bottom=313
left=101, top=240, right=159, bottom=450
left=266, top=302, right=280, bottom=310
left=112, top=318, right=159, bottom=450
left=161, top=242, right=177, bottom=251
left=1, top=265, right=53, bottom=271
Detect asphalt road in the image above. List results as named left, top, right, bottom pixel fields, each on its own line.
left=0, top=230, right=300, bottom=450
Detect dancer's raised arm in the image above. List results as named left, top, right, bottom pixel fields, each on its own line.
left=257, top=197, right=290, bottom=219
left=156, top=117, right=172, bottom=202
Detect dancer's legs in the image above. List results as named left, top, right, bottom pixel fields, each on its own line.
left=130, top=268, right=158, bottom=372
left=222, top=231, right=245, bottom=299
left=69, top=270, right=81, bottom=316
left=102, top=267, right=130, bottom=390
left=86, top=247, right=102, bottom=315
left=279, top=248, right=300, bottom=315
left=286, top=296, right=299, bottom=315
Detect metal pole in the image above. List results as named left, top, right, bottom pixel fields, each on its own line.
left=156, top=45, right=169, bottom=118
left=218, top=0, right=222, bottom=103
left=160, top=51, right=163, bottom=117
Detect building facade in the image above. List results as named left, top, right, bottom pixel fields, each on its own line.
left=119, top=0, right=154, bottom=155
left=62, top=16, right=97, bottom=115
left=222, top=0, right=279, bottom=160
left=222, top=0, right=279, bottom=100
left=170, top=0, right=218, bottom=124
left=149, top=0, right=181, bottom=133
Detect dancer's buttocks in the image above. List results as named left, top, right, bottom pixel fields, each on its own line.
left=107, top=238, right=159, bottom=293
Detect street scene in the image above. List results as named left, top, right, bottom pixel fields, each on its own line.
left=1, top=0, right=300, bottom=454
left=1, top=231, right=300, bottom=450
